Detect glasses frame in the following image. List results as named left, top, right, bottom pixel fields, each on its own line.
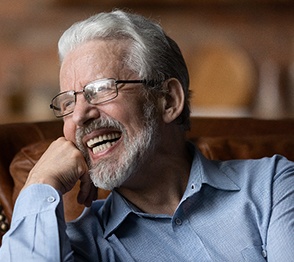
left=50, top=78, right=149, bottom=118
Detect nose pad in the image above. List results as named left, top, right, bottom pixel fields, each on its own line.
left=72, top=94, right=100, bottom=126
left=82, top=90, right=92, bottom=105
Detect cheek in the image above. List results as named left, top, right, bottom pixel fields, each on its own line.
left=117, top=101, right=145, bottom=129
left=63, top=119, right=76, bottom=142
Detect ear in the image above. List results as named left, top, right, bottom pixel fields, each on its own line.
left=161, top=78, right=185, bottom=124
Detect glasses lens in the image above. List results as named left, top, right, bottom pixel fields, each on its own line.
left=84, top=79, right=118, bottom=104
left=52, top=91, right=75, bottom=117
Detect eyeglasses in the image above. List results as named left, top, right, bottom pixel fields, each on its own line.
left=50, top=78, right=150, bottom=118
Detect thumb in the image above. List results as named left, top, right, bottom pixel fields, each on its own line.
left=77, top=173, right=98, bottom=206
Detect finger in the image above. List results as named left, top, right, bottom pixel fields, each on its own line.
left=84, top=183, right=98, bottom=207
left=77, top=174, right=97, bottom=206
left=81, top=187, right=97, bottom=207
left=26, top=137, right=89, bottom=194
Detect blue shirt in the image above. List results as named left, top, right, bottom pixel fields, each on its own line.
left=0, top=145, right=294, bottom=261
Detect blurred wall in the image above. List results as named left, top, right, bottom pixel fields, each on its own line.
left=0, top=0, right=293, bottom=123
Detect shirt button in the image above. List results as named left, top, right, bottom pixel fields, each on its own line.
left=47, top=196, right=56, bottom=203
left=191, top=184, right=195, bottom=190
left=175, top=218, right=182, bottom=225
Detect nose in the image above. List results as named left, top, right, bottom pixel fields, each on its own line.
left=71, top=93, right=100, bottom=126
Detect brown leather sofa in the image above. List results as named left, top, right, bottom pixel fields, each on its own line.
left=1, top=117, right=294, bottom=245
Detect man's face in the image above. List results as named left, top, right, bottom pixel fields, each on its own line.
left=60, top=40, right=160, bottom=190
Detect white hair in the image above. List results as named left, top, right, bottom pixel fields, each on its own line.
left=58, top=9, right=191, bottom=130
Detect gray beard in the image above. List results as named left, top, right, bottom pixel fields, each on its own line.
left=75, top=103, right=158, bottom=190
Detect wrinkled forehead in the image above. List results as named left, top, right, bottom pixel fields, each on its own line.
left=59, top=39, right=133, bottom=92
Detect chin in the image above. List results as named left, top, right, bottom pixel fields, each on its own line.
left=89, top=162, right=134, bottom=190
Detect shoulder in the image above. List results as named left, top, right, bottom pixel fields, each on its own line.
left=216, top=155, right=294, bottom=194
left=219, top=154, right=294, bottom=178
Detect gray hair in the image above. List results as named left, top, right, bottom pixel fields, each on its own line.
left=58, top=10, right=191, bottom=130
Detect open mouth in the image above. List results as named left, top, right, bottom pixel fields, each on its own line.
left=87, top=132, right=121, bottom=154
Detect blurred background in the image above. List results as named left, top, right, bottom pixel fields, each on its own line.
left=0, top=0, right=293, bottom=124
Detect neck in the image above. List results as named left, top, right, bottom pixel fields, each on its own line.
left=117, top=142, right=192, bottom=216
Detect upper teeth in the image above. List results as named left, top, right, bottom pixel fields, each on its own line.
left=87, top=132, right=121, bottom=148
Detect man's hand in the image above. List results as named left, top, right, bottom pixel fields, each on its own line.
left=23, top=137, right=97, bottom=206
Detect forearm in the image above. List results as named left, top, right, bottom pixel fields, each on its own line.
left=0, top=184, right=74, bottom=262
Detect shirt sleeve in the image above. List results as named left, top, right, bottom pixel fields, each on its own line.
left=0, top=184, right=74, bottom=262
left=266, top=158, right=294, bottom=261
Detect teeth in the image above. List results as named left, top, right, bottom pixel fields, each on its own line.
left=92, top=141, right=117, bottom=154
left=86, top=132, right=121, bottom=153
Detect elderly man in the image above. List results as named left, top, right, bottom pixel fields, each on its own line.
left=0, top=10, right=293, bottom=261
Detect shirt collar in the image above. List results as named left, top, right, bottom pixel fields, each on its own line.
left=179, top=143, right=240, bottom=202
left=102, top=142, right=240, bottom=238
left=102, top=190, right=132, bottom=238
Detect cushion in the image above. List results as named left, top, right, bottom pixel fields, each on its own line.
left=9, top=140, right=110, bottom=222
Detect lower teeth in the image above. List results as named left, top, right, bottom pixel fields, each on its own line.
left=93, top=141, right=115, bottom=154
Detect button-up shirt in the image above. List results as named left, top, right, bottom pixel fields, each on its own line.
left=1, top=145, right=293, bottom=261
